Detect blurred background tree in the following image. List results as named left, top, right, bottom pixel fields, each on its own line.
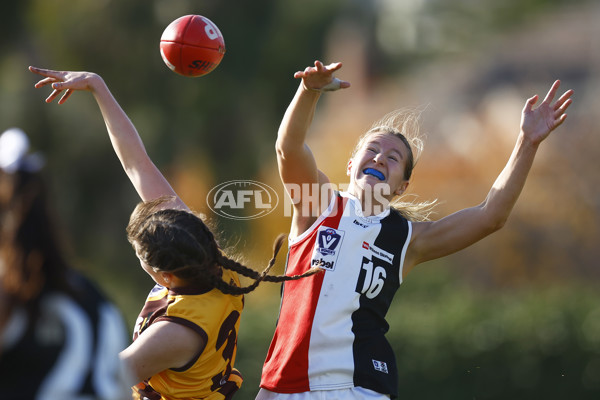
left=1, top=0, right=599, bottom=398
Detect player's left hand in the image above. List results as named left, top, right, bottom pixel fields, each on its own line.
left=520, top=80, right=574, bottom=145
left=294, top=60, right=351, bottom=92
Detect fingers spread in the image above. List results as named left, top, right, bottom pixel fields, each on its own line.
left=58, top=89, right=73, bottom=105
left=523, top=95, right=538, bottom=113
left=553, top=113, right=568, bottom=129
left=325, top=62, right=342, bottom=71
left=45, top=90, right=59, bottom=103
left=34, top=77, right=56, bottom=88
left=555, top=98, right=572, bottom=118
left=542, top=80, right=560, bottom=104
left=554, top=89, right=574, bottom=110
left=29, top=66, right=61, bottom=78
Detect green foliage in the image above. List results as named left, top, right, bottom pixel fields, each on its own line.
left=2, top=0, right=594, bottom=308
left=236, top=276, right=600, bottom=399
left=1, top=1, right=598, bottom=398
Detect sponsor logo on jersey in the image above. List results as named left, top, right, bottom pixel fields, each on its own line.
left=372, top=359, right=389, bottom=374
left=362, top=241, right=394, bottom=264
left=353, top=219, right=369, bottom=228
left=311, top=258, right=335, bottom=270
left=311, top=226, right=345, bottom=271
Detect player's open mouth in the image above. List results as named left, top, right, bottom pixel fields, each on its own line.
left=363, top=168, right=385, bottom=181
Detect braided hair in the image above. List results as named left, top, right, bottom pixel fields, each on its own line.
left=126, top=197, right=320, bottom=295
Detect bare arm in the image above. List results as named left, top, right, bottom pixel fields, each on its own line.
left=276, top=61, right=350, bottom=235
left=405, top=80, right=574, bottom=272
left=29, top=66, right=186, bottom=211
left=276, top=84, right=322, bottom=191
left=119, top=321, right=205, bottom=385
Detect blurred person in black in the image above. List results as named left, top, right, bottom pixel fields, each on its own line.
left=0, top=127, right=129, bottom=399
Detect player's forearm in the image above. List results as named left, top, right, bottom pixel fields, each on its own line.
left=90, top=77, right=151, bottom=177
left=482, top=132, right=539, bottom=227
left=275, top=83, right=321, bottom=158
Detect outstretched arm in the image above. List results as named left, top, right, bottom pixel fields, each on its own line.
left=406, top=80, right=574, bottom=271
left=276, top=61, right=350, bottom=235
left=29, top=66, right=186, bottom=211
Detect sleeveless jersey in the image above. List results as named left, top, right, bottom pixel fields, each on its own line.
left=132, top=268, right=244, bottom=400
left=260, top=192, right=412, bottom=398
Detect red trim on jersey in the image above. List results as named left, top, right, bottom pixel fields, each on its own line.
left=261, top=195, right=346, bottom=392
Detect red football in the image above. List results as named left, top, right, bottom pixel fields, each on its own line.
left=159, top=15, right=226, bottom=77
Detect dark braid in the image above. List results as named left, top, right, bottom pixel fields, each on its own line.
left=216, top=234, right=321, bottom=283
left=215, top=234, right=289, bottom=280
left=215, top=234, right=322, bottom=295
left=215, top=254, right=262, bottom=280
left=127, top=197, right=321, bottom=296
left=262, top=235, right=322, bottom=282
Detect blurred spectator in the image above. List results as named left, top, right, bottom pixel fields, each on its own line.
left=0, top=127, right=129, bottom=400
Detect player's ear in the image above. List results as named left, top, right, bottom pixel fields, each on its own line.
left=346, top=159, right=352, bottom=176
left=160, top=271, right=174, bottom=285
left=394, top=181, right=409, bottom=196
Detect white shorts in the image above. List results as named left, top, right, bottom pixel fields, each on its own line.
left=255, top=387, right=390, bottom=400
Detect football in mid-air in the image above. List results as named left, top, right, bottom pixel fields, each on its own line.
left=159, top=15, right=226, bottom=77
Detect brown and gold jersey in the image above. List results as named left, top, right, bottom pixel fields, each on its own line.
left=133, top=269, right=244, bottom=400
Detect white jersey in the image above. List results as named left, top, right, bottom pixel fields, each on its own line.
left=261, top=192, right=412, bottom=398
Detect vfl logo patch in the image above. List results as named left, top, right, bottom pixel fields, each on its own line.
left=372, top=359, right=389, bottom=374
left=311, top=227, right=345, bottom=271
left=317, top=228, right=342, bottom=256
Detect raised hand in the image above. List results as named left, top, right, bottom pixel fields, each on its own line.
left=294, top=60, right=351, bottom=92
left=520, top=80, right=574, bottom=145
left=29, top=66, right=102, bottom=104
left=29, top=65, right=185, bottom=208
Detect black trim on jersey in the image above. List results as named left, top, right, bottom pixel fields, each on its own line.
left=157, top=316, right=209, bottom=372
left=351, top=209, right=409, bottom=399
